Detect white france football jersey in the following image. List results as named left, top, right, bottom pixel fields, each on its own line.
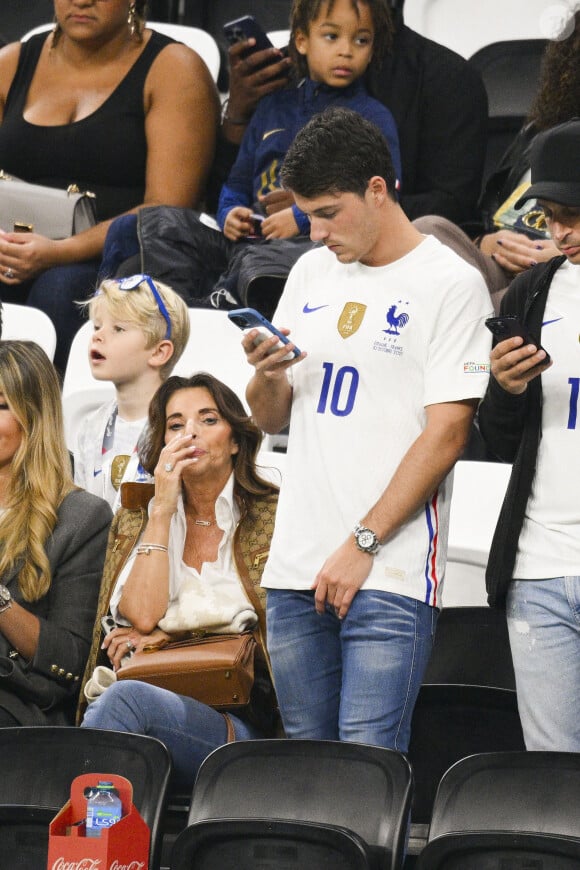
left=262, top=235, right=492, bottom=607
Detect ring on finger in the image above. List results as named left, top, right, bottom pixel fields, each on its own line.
left=126, top=640, right=134, bottom=651
left=4, top=269, right=15, bottom=279
left=164, top=462, right=174, bottom=472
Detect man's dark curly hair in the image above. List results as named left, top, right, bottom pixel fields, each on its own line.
left=528, top=11, right=580, bottom=131
left=289, top=0, right=394, bottom=79
left=281, top=106, right=398, bottom=200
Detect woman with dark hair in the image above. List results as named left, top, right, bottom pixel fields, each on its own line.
left=0, top=341, right=112, bottom=726
left=82, top=373, right=279, bottom=789
left=414, top=10, right=580, bottom=311
left=0, top=0, right=219, bottom=371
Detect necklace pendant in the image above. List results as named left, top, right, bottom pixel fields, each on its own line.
left=194, top=519, right=212, bottom=526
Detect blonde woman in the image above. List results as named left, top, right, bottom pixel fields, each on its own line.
left=0, top=341, right=112, bottom=726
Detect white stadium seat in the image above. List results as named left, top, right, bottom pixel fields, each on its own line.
left=403, top=0, right=561, bottom=59
left=21, top=22, right=221, bottom=82
left=1, top=302, right=57, bottom=360
left=444, top=459, right=511, bottom=606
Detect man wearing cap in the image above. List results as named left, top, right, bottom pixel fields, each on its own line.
left=478, top=118, right=580, bottom=751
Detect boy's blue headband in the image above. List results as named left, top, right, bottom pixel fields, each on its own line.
left=116, top=274, right=172, bottom=340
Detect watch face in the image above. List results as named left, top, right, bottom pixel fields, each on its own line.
left=358, top=530, right=375, bottom=549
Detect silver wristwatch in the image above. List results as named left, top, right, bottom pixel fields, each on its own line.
left=0, top=584, right=12, bottom=614
left=354, top=523, right=380, bottom=555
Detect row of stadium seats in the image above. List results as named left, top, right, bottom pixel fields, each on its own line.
left=0, top=726, right=577, bottom=869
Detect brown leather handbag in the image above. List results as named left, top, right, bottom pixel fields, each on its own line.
left=116, top=631, right=258, bottom=711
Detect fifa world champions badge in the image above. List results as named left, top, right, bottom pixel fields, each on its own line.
left=337, top=302, right=366, bottom=339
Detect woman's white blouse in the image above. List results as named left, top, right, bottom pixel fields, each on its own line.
left=109, top=474, right=257, bottom=634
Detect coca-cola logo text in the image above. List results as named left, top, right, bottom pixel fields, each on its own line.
left=52, top=859, right=101, bottom=870
left=109, top=863, right=146, bottom=870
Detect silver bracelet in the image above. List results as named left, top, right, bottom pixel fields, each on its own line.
left=221, top=98, right=249, bottom=126
left=135, top=543, right=169, bottom=556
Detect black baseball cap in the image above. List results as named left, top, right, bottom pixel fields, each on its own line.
left=515, top=118, right=580, bottom=209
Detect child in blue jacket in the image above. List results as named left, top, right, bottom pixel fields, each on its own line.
left=99, top=0, right=401, bottom=311
left=218, top=0, right=401, bottom=242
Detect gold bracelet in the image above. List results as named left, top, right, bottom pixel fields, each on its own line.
left=135, top=543, right=169, bottom=556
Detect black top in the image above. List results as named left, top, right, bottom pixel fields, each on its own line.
left=477, top=255, right=566, bottom=607
left=367, top=10, right=489, bottom=224
left=0, top=30, right=173, bottom=221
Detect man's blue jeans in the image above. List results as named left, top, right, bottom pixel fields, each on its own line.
left=81, top=681, right=262, bottom=789
left=507, top=577, right=580, bottom=751
left=266, top=589, right=438, bottom=752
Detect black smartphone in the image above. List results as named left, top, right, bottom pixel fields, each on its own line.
left=223, top=15, right=274, bottom=53
left=485, top=315, right=551, bottom=364
left=228, top=307, right=301, bottom=360
left=247, top=213, right=264, bottom=239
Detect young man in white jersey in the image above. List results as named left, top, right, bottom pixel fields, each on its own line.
left=242, top=107, right=492, bottom=750
left=478, top=118, right=580, bottom=751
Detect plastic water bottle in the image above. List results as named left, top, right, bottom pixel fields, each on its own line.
left=86, top=781, right=122, bottom=837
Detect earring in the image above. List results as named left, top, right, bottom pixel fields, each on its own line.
left=51, top=16, right=62, bottom=48
left=128, top=3, right=137, bottom=37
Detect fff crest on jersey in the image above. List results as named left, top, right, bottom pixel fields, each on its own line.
left=337, top=302, right=366, bottom=339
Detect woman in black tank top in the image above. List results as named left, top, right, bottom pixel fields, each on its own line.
left=0, top=1, right=220, bottom=372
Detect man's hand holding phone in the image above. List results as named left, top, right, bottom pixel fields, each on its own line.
left=490, top=336, right=551, bottom=394
left=229, top=307, right=306, bottom=376
left=225, top=29, right=291, bottom=144
left=485, top=315, right=552, bottom=395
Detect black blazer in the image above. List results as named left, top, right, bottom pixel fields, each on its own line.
left=0, top=489, right=112, bottom=724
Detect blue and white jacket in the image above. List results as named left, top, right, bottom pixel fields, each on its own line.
left=217, top=77, right=402, bottom=235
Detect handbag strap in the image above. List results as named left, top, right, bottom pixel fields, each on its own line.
left=222, top=712, right=236, bottom=743
left=76, top=497, right=151, bottom=724
left=233, top=493, right=278, bottom=640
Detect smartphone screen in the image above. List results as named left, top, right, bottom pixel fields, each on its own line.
left=223, top=15, right=273, bottom=53
left=485, top=315, right=551, bottom=364
left=228, top=307, right=301, bottom=360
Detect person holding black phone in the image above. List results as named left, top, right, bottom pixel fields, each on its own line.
left=210, top=0, right=488, bottom=225
left=125, top=0, right=401, bottom=315
left=478, top=119, right=580, bottom=752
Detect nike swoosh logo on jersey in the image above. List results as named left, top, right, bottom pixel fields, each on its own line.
left=262, top=128, right=285, bottom=141
left=93, top=469, right=102, bottom=477
left=542, top=317, right=563, bottom=327
left=303, top=303, right=329, bottom=314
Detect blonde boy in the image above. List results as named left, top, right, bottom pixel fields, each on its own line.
left=74, top=274, right=190, bottom=511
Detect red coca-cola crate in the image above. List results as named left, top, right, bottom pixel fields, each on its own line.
left=47, top=773, right=150, bottom=870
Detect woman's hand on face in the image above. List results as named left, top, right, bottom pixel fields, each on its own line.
left=102, top=626, right=170, bottom=671
left=153, top=419, right=198, bottom=513
left=0, top=230, right=58, bottom=284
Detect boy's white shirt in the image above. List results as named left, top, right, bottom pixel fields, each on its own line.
left=74, top=399, right=151, bottom=513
